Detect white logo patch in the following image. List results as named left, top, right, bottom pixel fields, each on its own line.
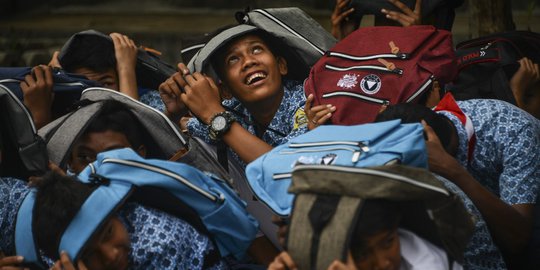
left=337, top=74, right=359, bottom=89
left=360, top=74, right=382, bottom=94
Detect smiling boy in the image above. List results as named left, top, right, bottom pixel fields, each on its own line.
left=160, top=25, right=334, bottom=165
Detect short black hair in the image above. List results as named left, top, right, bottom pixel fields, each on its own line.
left=210, top=29, right=308, bottom=81
left=59, top=34, right=116, bottom=73
left=33, top=172, right=95, bottom=260
left=349, top=199, right=402, bottom=262
left=84, top=100, right=145, bottom=150
left=374, top=103, right=456, bottom=154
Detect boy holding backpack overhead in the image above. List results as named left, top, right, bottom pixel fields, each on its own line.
left=160, top=25, right=335, bottom=165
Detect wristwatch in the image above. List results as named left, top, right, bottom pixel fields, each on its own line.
left=208, top=111, right=235, bottom=141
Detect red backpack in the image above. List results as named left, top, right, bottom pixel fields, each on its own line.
left=304, top=25, right=457, bottom=125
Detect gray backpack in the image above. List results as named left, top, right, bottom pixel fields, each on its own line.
left=0, top=83, right=48, bottom=178
left=188, top=7, right=337, bottom=81
left=38, top=87, right=235, bottom=183
left=286, top=164, right=475, bottom=270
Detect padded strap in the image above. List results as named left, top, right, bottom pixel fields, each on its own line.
left=287, top=194, right=363, bottom=270
left=59, top=180, right=132, bottom=261
left=15, top=190, right=46, bottom=268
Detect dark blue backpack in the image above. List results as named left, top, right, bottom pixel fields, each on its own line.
left=15, top=148, right=259, bottom=268
left=245, top=120, right=427, bottom=216
left=0, top=67, right=100, bottom=117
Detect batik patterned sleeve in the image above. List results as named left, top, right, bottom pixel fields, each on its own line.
left=0, top=178, right=29, bottom=255
left=118, top=203, right=228, bottom=270
left=139, top=90, right=166, bottom=112
left=498, top=114, right=540, bottom=205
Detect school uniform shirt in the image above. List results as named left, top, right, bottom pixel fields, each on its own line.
left=139, top=89, right=166, bottom=112
left=399, top=229, right=463, bottom=270
left=435, top=176, right=506, bottom=270
left=437, top=99, right=540, bottom=205
left=0, top=177, right=228, bottom=270
left=186, top=79, right=308, bottom=166
left=436, top=99, right=540, bottom=269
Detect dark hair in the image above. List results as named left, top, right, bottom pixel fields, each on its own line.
left=349, top=199, right=402, bottom=262
left=33, top=172, right=95, bottom=260
left=59, top=34, right=116, bottom=73
left=84, top=100, right=145, bottom=150
left=210, top=29, right=307, bottom=81
left=374, top=103, right=456, bottom=154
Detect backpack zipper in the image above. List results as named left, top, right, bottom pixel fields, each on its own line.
left=273, top=173, right=292, bottom=180
left=405, top=75, right=434, bottom=103
left=322, top=91, right=389, bottom=105
left=328, top=51, right=409, bottom=61
left=325, top=64, right=403, bottom=75
left=101, top=158, right=219, bottom=202
left=281, top=141, right=370, bottom=163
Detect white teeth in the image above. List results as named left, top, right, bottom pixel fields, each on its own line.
left=246, top=72, right=267, bottom=85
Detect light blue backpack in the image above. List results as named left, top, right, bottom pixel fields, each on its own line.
left=245, top=119, right=427, bottom=216
left=15, top=148, right=258, bottom=268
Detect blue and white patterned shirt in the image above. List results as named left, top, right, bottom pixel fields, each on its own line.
left=186, top=79, right=308, bottom=166
left=0, top=178, right=228, bottom=269
left=117, top=203, right=227, bottom=270
left=140, top=90, right=165, bottom=112
left=437, top=99, right=540, bottom=205
left=0, top=177, right=27, bottom=256
left=435, top=176, right=506, bottom=269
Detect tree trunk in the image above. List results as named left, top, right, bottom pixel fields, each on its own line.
left=468, top=0, right=516, bottom=38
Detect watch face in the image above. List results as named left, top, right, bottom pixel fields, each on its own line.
left=211, top=115, right=227, bottom=131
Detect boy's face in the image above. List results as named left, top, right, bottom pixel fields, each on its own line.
left=68, top=130, right=133, bottom=174
left=81, top=217, right=130, bottom=270
left=218, top=34, right=288, bottom=105
left=74, top=67, right=119, bottom=91
left=353, top=229, right=401, bottom=270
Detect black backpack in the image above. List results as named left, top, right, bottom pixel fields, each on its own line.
left=449, top=31, right=540, bottom=105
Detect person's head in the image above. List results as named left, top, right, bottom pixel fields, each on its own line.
left=34, top=172, right=130, bottom=269
left=210, top=31, right=289, bottom=106
left=68, top=100, right=146, bottom=174
left=374, top=103, right=458, bottom=156
left=349, top=199, right=402, bottom=270
left=59, top=32, right=119, bottom=90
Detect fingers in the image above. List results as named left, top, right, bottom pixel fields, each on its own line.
left=110, top=33, right=136, bottom=49
left=328, top=260, right=349, bottom=270
left=304, top=94, right=314, bottom=113
left=0, top=255, right=24, bottom=267
left=421, top=120, right=440, bottom=143
left=270, top=252, right=297, bottom=270
left=48, top=51, right=62, bottom=68
left=56, top=251, right=76, bottom=270
left=382, top=0, right=421, bottom=26
left=388, top=0, right=415, bottom=16
left=414, top=0, right=422, bottom=15
left=308, top=103, right=337, bottom=127
left=48, top=161, right=67, bottom=176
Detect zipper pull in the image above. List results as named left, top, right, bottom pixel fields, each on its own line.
left=352, top=150, right=361, bottom=163
left=378, top=58, right=396, bottom=71
left=389, top=41, right=400, bottom=54
left=359, top=142, right=370, bottom=153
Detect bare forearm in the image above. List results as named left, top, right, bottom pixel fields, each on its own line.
left=222, top=123, right=273, bottom=164
left=439, top=161, right=533, bottom=256
left=117, top=68, right=139, bottom=99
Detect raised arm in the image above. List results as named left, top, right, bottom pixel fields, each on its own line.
left=175, top=63, right=273, bottom=163
left=421, top=121, right=534, bottom=267
left=110, top=33, right=139, bottom=99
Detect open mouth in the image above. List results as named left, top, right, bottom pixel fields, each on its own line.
left=245, top=71, right=267, bottom=85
